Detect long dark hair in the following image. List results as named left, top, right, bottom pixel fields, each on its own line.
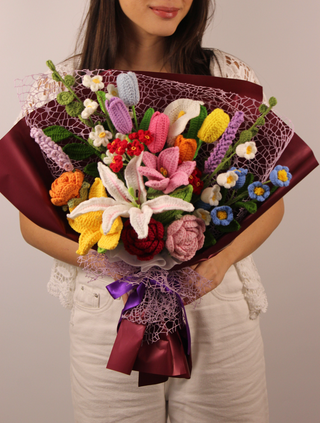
left=75, top=0, right=216, bottom=75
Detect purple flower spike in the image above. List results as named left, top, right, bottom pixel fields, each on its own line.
left=105, top=97, right=133, bottom=134
left=204, top=111, right=244, bottom=174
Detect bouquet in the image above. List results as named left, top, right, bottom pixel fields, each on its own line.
left=0, top=61, right=317, bottom=386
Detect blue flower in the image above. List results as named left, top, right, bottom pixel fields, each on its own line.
left=230, top=167, right=248, bottom=189
left=195, top=199, right=212, bottom=211
left=117, top=72, right=140, bottom=107
left=248, top=181, right=270, bottom=202
left=211, top=206, right=233, bottom=226
left=270, top=165, right=292, bottom=187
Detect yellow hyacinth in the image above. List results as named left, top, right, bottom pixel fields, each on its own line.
left=68, top=178, right=123, bottom=255
left=197, top=108, right=230, bottom=143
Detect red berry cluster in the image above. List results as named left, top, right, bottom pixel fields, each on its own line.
left=129, top=130, right=154, bottom=146
left=188, top=168, right=203, bottom=195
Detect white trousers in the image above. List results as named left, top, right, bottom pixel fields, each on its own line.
left=70, top=265, right=269, bottom=423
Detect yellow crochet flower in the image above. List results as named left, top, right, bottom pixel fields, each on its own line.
left=197, top=108, right=230, bottom=143
left=68, top=178, right=123, bottom=255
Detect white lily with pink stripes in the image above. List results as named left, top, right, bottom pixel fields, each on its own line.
left=67, top=153, right=194, bottom=240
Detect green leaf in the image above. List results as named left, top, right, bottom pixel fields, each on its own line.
left=139, top=108, right=154, bottom=131
left=193, top=139, right=203, bottom=160
left=83, top=162, right=100, bottom=178
left=255, top=116, right=265, bottom=126
left=203, top=231, right=217, bottom=249
left=52, top=71, right=61, bottom=82
left=64, top=75, right=75, bottom=87
left=97, top=247, right=107, bottom=254
left=234, top=200, right=257, bottom=214
left=259, top=104, right=268, bottom=114
left=154, top=185, right=193, bottom=226
left=238, top=129, right=252, bottom=144
left=216, top=219, right=241, bottom=233
left=270, top=185, right=278, bottom=195
left=43, top=125, right=74, bottom=142
left=147, top=187, right=163, bottom=199
left=65, top=101, right=84, bottom=117
left=236, top=173, right=255, bottom=195
left=187, top=105, right=208, bottom=140
left=268, top=97, right=277, bottom=107
left=63, top=143, right=95, bottom=160
left=96, top=91, right=107, bottom=113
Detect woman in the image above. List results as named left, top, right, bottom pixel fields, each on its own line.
left=20, top=1, right=284, bottom=422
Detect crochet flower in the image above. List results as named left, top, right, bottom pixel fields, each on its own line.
left=129, top=130, right=154, bottom=146
left=174, top=135, right=197, bottom=162
left=121, top=218, right=164, bottom=261
left=105, top=84, right=119, bottom=100
left=49, top=169, right=84, bottom=206
left=217, top=170, right=238, bottom=189
left=211, top=206, right=233, bottom=226
left=127, top=139, right=144, bottom=156
left=163, top=98, right=204, bottom=146
left=67, top=154, right=194, bottom=239
left=117, top=72, right=140, bottom=107
left=139, top=146, right=196, bottom=194
left=166, top=215, right=206, bottom=261
left=82, top=75, right=104, bottom=92
left=201, top=185, right=222, bottom=206
left=270, top=165, right=292, bottom=187
left=89, top=125, right=113, bottom=147
left=147, top=112, right=170, bottom=153
left=236, top=141, right=257, bottom=159
left=197, top=109, right=230, bottom=143
left=103, top=150, right=125, bottom=166
left=105, top=97, right=133, bottom=134
left=81, top=99, right=99, bottom=119
left=248, top=182, right=270, bottom=202
left=188, top=170, right=203, bottom=195
left=68, top=178, right=123, bottom=254
left=230, top=167, right=248, bottom=189
left=193, top=208, right=211, bottom=226
left=109, top=155, right=123, bottom=173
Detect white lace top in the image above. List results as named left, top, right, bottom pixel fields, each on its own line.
left=19, top=49, right=268, bottom=318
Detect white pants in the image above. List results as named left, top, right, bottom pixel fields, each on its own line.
left=70, top=265, right=269, bottom=423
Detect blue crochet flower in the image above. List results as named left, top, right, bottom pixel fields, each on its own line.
left=117, top=72, right=140, bottom=107
left=270, top=165, right=292, bottom=187
left=211, top=206, right=233, bottom=226
left=248, top=181, right=270, bottom=202
left=195, top=199, right=212, bottom=211
left=230, top=167, right=248, bottom=189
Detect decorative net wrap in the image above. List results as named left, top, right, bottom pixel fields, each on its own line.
left=78, top=251, right=211, bottom=344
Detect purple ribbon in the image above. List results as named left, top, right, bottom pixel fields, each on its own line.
left=106, top=276, right=191, bottom=354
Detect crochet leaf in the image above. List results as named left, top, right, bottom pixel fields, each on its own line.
left=57, top=91, right=74, bottom=106
left=216, top=219, right=241, bottom=233
left=187, top=105, right=207, bottom=140
left=64, top=75, right=75, bottom=87
left=96, top=91, right=107, bottom=114
left=63, top=143, right=95, bottom=160
left=203, top=231, right=216, bottom=248
left=234, top=200, right=257, bottom=214
left=270, top=185, right=278, bottom=195
left=83, top=162, right=99, bottom=178
left=147, top=187, right=163, bottom=199
left=153, top=185, right=193, bottom=226
left=139, top=108, right=155, bottom=131
left=43, top=125, right=74, bottom=143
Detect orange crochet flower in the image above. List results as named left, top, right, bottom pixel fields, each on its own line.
left=174, top=135, right=197, bottom=162
left=49, top=169, right=85, bottom=206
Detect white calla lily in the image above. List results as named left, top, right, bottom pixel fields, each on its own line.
left=163, top=98, right=204, bottom=146
left=67, top=154, right=194, bottom=239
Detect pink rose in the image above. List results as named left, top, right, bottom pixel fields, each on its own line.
left=166, top=215, right=206, bottom=261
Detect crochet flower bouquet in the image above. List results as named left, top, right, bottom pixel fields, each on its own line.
left=0, top=62, right=317, bottom=386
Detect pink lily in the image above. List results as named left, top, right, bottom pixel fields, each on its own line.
left=67, top=153, right=194, bottom=239
left=139, top=146, right=196, bottom=194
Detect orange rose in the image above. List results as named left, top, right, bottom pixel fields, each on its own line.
left=174, top=135, right=197, bottom=162
left=49, top=169, right=85, bottom=206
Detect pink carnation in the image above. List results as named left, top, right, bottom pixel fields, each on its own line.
left=166, top=215, right=205, bottom=261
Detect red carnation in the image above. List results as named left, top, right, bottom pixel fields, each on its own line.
left=127, top=139, right=144, bottom=156
left=121, top=218, right=165, bottom=261
left=109, top=155, right=123, bottom=173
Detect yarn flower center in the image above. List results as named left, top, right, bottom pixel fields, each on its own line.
left=99, top=131, right=106, bottom=138
left=246, top=145, right=253, bottom=155
left=278, top=169, right=288, bottom=182
left=177, top=110, right=186, bottom=119
left=254, top=187, right=265, bottom=196
left=160, top=166, right=168, bottom=177
left=217, top=211, right=227, bottom=220
left=92, top=77, right=101, bottom=84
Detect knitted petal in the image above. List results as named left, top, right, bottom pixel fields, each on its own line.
left=177, top=160, right=197, bottom=176
left=67, top=197, right=116, bottom=220
left=145, top=195, right=194, bottom=215
left=88, top=178, right=107, bottom=199
left=162, top=171, right=190, bottom=194
left=148, top=112, right=170, bottom=153
left=145, top=178, right=170, bottom=191
left=77, top=228, right=102, bottom=255
left=141, top=151, right=157, bottom=169
left=139, top=166, right=165, bottom=181
left=129, top=205, right=154, bottom=239
left=98, top=217, right=123, bottom=250
left=157, top=147, right=179, bottom=176
left=124, top=154, right=147, bottom=204
left=98, top=162, right=132, bottom=203
left=101, top=204, right=131, bottom=235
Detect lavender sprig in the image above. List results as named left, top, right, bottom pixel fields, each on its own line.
left=30, top=127, right=74, bottom=172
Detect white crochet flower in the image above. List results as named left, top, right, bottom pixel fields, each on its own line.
left=105, top=84, right=119, bottom=100
left=81, top=99, right=99, bottom=119
left=193, top=208, right=211, bottom=225
left=163, top=98, right=204, bottom=146
left=67, top=154, right=194, bottom=239
left=201, top=185, right=222, bottom=206
left=236, top=141, right=257, bottom=160
left=82, top=75, right=104, bottom=92
left=217, top=171, right=238, bottom=189
left=115, top=132, right=127, bottom=141
left=89, top=125, right=112, bottom=147
left=103, top=150, right=126, bottom=165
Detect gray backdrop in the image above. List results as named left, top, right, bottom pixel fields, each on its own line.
left=1, top=1, right=319, bottom=422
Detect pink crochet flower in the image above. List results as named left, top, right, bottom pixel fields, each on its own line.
left=166, top=215, right=206, bottom=261
left=139, top=147, right=196, bottom=194
left=147, top=111, right=170, bottom=153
